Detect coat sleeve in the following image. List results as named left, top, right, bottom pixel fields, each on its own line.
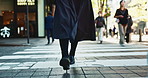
left=114, top=9, right=119, bottom=18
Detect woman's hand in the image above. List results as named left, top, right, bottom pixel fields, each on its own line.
left=114, top=15, right=124, bottom=18
left=118, top=15, right=124, bottom=18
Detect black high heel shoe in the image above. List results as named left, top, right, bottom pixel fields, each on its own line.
left=59, top=58, right=70, bottom=70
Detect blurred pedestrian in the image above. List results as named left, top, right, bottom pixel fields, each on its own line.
left=53, top=0, right=96, bottom=70
left=126, top=15, right=133, bottom=43
left=45, top=12, right=54, bottom=45
left=109, top=27, right=113, bottom=37
left=113, top=25, right=118, bottom=38
left=95, top=11, right=106, bottom=44
left=113, top=25, right=116, bottom=35
left=114, top=0, right=129, bottom=44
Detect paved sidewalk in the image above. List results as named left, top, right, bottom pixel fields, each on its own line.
left=0, top=37, right=148, bottom=78
left=0, top=38, right=48, bottom=46
left=1, top=66, right=148, bottom=78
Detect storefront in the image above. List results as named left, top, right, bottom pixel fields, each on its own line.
left=0, top=0, right=46, bottom=38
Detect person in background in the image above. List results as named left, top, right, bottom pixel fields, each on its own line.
left=109, top=27, right=113, bottom=37
left=114, top=0, right=129, bottom=44
left=95, top=11, right=106, bottom=44
left=113, top=25, right=116, bottom=36
left=126, top=15, right=133, bottom=43
left=113, top=25, right=118, bottom=38
left=45, top=12, right=54, bottom=45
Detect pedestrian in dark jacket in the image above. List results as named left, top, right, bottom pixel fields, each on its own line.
left=53, top=0, right=96, bottom=70
left=45, top=12, right=54, bottom=45
left=95, top=11, right=106, bottom=44
left=114, top=0, right=129, bottom=44
left=126, top=15, right=133, bottom=43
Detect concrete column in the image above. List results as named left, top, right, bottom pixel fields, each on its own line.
left=37, top=0, right=45, bottom=37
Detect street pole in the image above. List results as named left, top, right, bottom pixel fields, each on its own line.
left=26, top=0, right=30, bottom=44
left=139, top=29, right=142, bottom=42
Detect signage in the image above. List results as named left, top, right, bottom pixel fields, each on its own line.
left=17, top=0, right=35, bottom=5
left=0, top=26, right=10, bottom=38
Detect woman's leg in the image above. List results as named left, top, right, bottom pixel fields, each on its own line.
left=98, top=28, right=101, bottom=41
left=118, top=24, right=125, bottom=44
left=59, top=39, right=69, bottom=58
left=69, top=41, right=78, bottom=64
left=70, top=41, right=78, bottom=56
left=46, top=30, right=50, bottom=44
left=100, top=27, right=103, bottom=42
left=59, top=39, right=70, bottom=70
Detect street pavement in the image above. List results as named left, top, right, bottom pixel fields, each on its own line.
left=0, top=36, right=148, bottom=78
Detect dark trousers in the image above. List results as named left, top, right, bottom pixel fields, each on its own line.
left=125, top=33, right=129, bottom=43
left=59, top=39, right=78, bottom=58
left=46, top=29, right=54, bottom=43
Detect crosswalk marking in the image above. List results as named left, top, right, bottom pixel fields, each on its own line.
left=0, top=40, right=148, bottom=70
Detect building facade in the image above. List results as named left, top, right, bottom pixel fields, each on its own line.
left=0, top=0, right=51, bottom=38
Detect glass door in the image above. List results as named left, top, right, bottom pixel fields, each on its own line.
left=17, top=12, right=36, bottom=37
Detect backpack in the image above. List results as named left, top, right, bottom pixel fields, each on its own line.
left=96, top=17, right=104, bottom=28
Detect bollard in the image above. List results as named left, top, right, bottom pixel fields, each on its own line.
left=139, top=29, right=142, bottom=42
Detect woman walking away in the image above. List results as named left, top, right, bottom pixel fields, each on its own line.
left=114, top=0, right=129, bottom=44
left=53, top=0, right=96, bottom=70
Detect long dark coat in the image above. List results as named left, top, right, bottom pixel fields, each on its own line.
left=53, top=0, right=96, bottom=41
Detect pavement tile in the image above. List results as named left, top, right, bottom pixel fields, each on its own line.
left=0, top=72, right=17, bottom=77
left=125, top=66, right=142, bottom=70
left=69, top=68, right=84, bottom=75
left=136, top=72, right=148, bottom=77
left=114, top=70, right=134, bottom=74
left=110, top=66, right=127, bottom=70
left=13, top=76, right=30, bottom=78
left=120, top=74, right=140, bottom=78
left=131, top=69, right=148, bottom=73
left=85, top=75, right=104, bottom=78
left=32, top=72, right=50, bottom=76
left=1, top=69, right=21, bottom=73
left=84, top=70, right=101, bottom=75
left=69, top=75, right=85, bottom=78
left=20, top=69, right=37, bottom=72
left=82, top=67, right=97, bottom=71
left=139, top=66, right=148, bottom=70
left=103, top=74, right=123, bottom=78
left=50, top=69, right=66, bottom=75
left=15, top=72, right=34, bottom=77
left=31, top=76, right=49, bottom=78
left=36, top=68, right=51, bottom=72
left=48, top=75, right=63, bottom=78
left=0, top=77, right=12, bottom=78
left=49, top=74, right=85, bottom=78
left=12, top=67, right=30, bottom=69
left=99, top=70, right=117, bottom=74
left=97, top=67, right=111, bottom=70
